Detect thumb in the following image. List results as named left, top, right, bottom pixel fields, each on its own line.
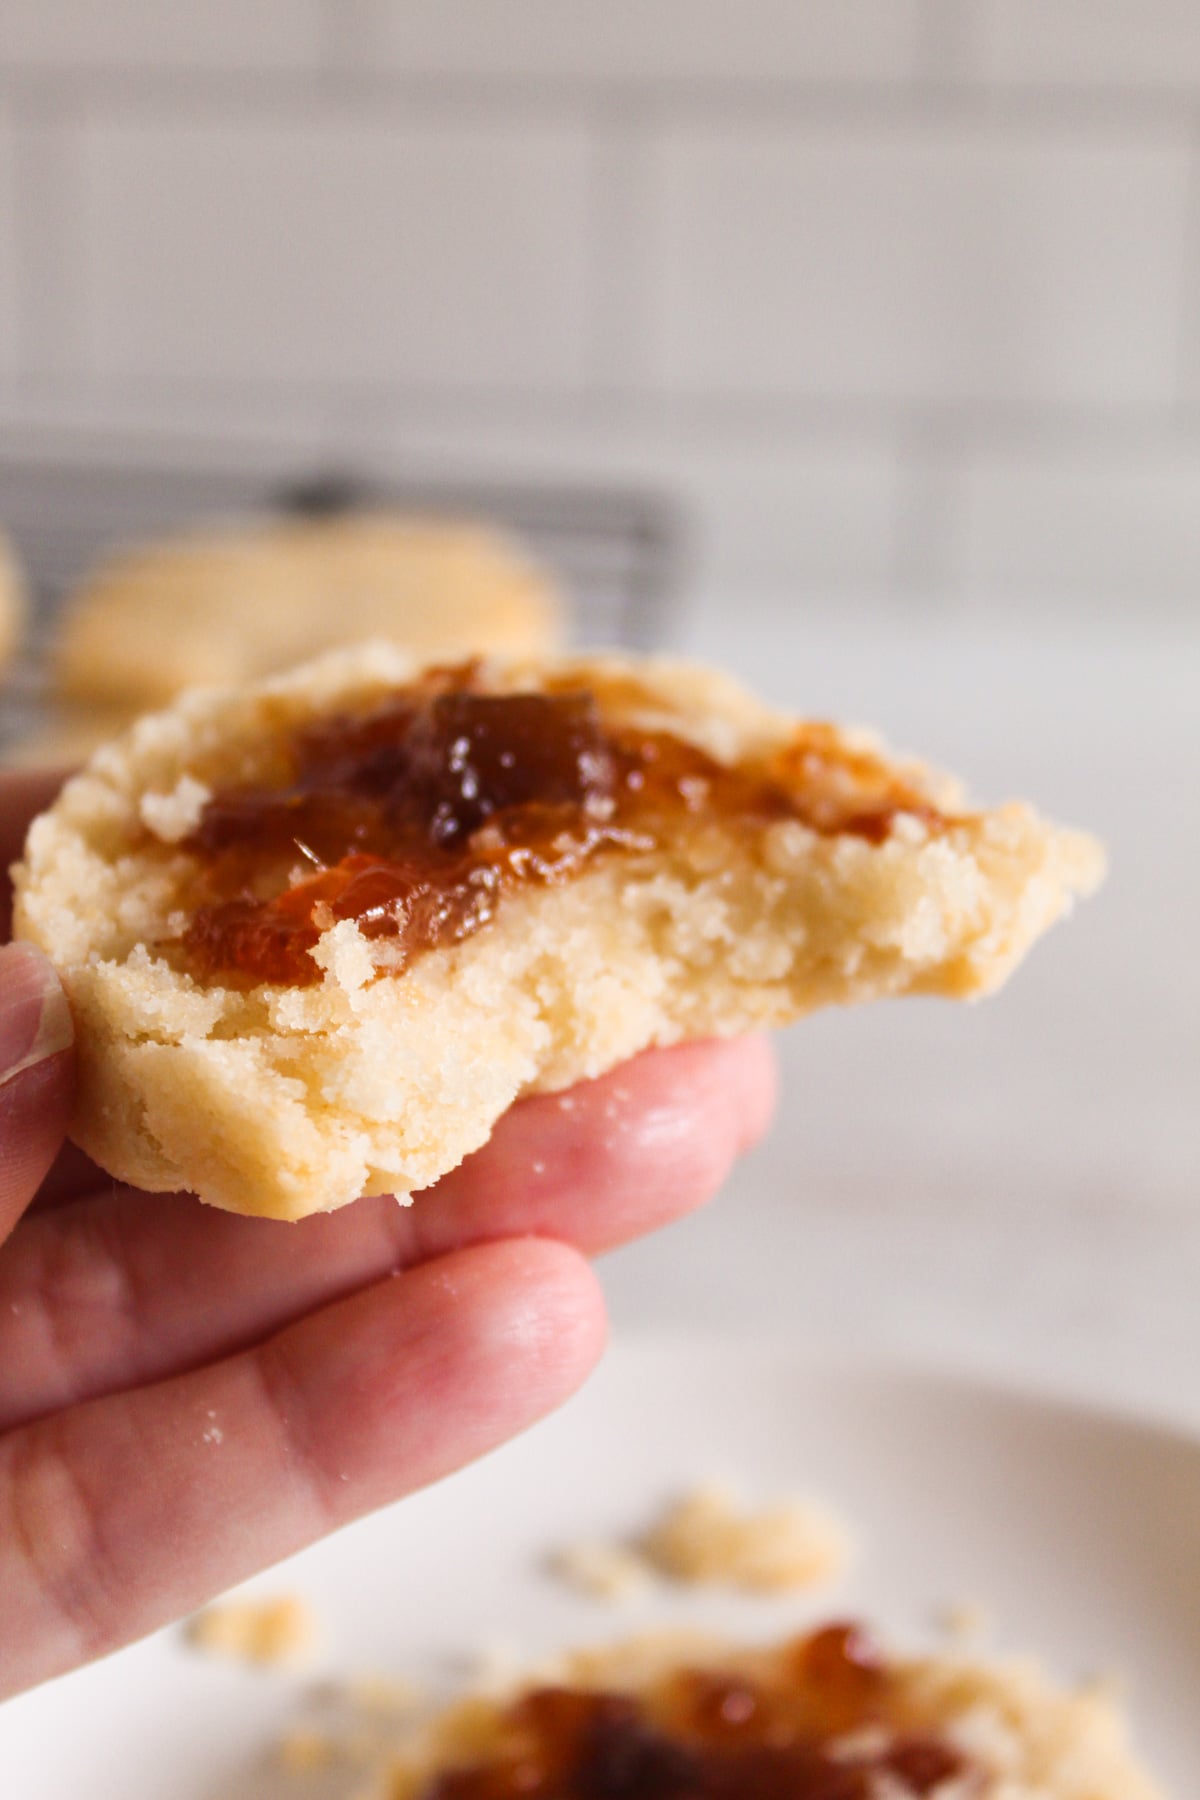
left=0, top=943, right=75, bottom=1239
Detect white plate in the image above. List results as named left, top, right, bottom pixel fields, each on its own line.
left=4, top=1343, right=1197, bottom=1796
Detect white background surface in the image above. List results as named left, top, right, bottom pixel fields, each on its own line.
left=602, top=611, right=1200, bottom=1430
left=8, top=3, right=1200, bottom=614
left=5, top=1347, right=1200, bottom=1798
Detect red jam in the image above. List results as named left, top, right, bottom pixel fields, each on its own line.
left=418, top=1625, right=976, bottom=1800
left=176, top=665, right=949, bottom=987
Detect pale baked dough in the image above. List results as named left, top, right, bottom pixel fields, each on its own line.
left=13, top=644, right=1104, bottom=1221
left=52, top=514, right=562, bottom=710
left=0, top=529, right=27, bottom=675
left=375, top=1632, right=1163, bottom=1800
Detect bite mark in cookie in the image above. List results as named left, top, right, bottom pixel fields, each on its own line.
left=171, top=660, right=958, bottom=990
left=12, top=645, right=1104, bottom=1220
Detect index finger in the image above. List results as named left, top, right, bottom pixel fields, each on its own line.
left=0, top=769, right=73, bottom=942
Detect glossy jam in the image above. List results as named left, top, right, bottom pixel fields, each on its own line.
left=419, top=1625, right=976, bottom=1800
left=178, top=667, right=949, bottom=987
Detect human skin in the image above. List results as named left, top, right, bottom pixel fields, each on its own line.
left=0, top=770, right=776, bottom=1699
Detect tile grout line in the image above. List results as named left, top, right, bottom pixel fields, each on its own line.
left=8, top=374, right=1200, bottom=445
left=1, top=66, right=1200, bottom=133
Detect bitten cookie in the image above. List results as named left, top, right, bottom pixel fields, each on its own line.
left=52, top=514, right=562, bottom=711
left=13, top=644, right=1104, bottom=1220
left=366, top=1622, right=1162, bottom=1800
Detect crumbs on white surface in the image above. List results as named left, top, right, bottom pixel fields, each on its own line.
left=937, top=1599, right=994, bottom=1643
left=638, top=1483, right=854, bottom=1593
left=268, top=1672, right=432, bottom=1794
left=341, top=1673, right=428, bottom=1719
left=184, top=1594, right=319, bottom=1668
left=137, top=772, right=211, bottom=843
left=276, top=1727, right=337, bottom=1773
left=547, top=1540, right=654, bottom=1603
left=550, top=1484, right=853, bottom=1603
left=452, top=1638, right=538, bottom=1696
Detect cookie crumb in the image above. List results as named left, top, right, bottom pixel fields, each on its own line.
left=185, top=1594, right=319, bottom=1667
left=639, top=1484, right=854, bottom=1593
left=549, top=1486, right=852, bottom=1604
left=937, top=1599, right=993, bottom=1643
left=276, top=1726, right=336, bottom=1772
left=547, top=1540, right=653, bottom=1602
left=346, top=1672, right=427, bottom=1717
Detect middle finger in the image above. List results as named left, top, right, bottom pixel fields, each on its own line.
left=0, top=1037, right=774, bottom=1433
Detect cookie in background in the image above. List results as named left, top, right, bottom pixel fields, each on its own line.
left=13, top=512, right=563, bottom=764
left=0, top=529, right=27, bottom=676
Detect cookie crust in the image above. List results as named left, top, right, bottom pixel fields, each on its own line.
left=13, top=644, right=1103, bottom=1220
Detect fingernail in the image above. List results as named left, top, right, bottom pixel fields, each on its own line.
left=0, top=943, right=74, bottom=1088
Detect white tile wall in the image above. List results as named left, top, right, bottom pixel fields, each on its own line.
left=0, top=0, right=325, bottom=72
left=1, top=4, right=1200, bottom=618
left=951, top=444, right=1200, bottom=613
left=8, top=109, right=88, bottom=381
left=338, top=409, right=902, bottom=600
left=0, top=108, right=16, bottom=394
left=975, top=0, right=1200, bottom=92
left=354, top=0, right=922, bottom=85
left=650, top=121, right=1191, bottom=407
left=78, top=110, right=592, bottom=389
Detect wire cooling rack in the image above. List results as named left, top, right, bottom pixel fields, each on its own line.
left=0, top=455, right=688, bottom=750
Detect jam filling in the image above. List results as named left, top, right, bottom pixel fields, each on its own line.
left=420, top=1625, right=977, bottom=1800
left=177, top=665, right=949, bottom=987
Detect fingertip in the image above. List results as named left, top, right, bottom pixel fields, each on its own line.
left=250, top=1237, right=608, bottom=1524
left=573, top=1036, right=777, bottom=1240
left=427, top=1037, right=778, bottom=1261
left=409, top=1237, right=607, bottom=1441
left=0, top=1236, right=609, bottom=1693
left=0, top=942, right=75, bottom=1233
left=722, top=1034, right=779, bottom=1154
left=0, top=943, right=73, bottom=1070
left=473, top=1235, right=608, bottom=1396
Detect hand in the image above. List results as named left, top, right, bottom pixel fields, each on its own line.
left=0, top=770, right=776, bottom=1698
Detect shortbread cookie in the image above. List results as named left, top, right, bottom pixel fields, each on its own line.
left=0, top=529, right=27, bottom=675
left=52, top=515, right=561, bottom=710
left=370, top=1622, right=1162, bottom=1800
left=13, top=645, right=1103, bottom=1220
